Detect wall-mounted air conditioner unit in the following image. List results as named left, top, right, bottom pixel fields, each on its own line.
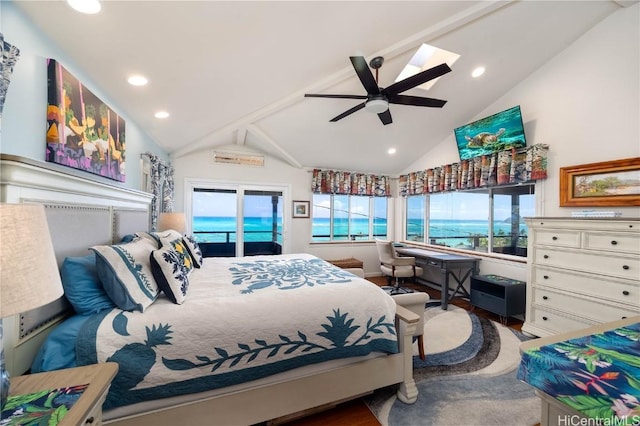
left=213, top=151, right=264, bottom=167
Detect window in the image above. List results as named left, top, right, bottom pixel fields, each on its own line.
left=406, top=195, right=425, bottom=242
left=312, top=194, right=387, bottom=242
left=404, top=184, right=534, bottom=257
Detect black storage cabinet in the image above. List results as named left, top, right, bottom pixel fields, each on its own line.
left=470, top=274, right=526, bottom=319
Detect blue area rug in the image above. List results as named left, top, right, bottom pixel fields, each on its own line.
left=364, top=302, right=540, bottom=426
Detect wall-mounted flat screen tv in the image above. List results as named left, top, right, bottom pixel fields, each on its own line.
left=454, top=105, right=527, bottom=161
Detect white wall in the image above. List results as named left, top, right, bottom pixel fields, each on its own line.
left=0, top=2, right=168, bottom=190
left=403, top=3, right=640, bottom=219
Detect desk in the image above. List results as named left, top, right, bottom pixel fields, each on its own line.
left=395, top=247, right=480, bottom=310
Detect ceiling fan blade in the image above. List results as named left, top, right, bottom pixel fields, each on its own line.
left=383, top=63, right=452, bottom=95
left=350, top=56, right=381, bottom=95
left=305, top=93, right=368, bottom=100
left=387, top=94, right=447, bottom=108
left=329, top=102, right=366, bottom=122
left=378, top=109, right=392, bottom=125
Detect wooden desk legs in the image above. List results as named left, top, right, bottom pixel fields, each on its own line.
left=441, top=267, right=476, bottom=310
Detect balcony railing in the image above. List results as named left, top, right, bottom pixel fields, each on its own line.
left=311, top=232, right=388, bottom=242
left=406, top=233, right=528, bottom=257
left=194, top=230, right=283, bottom=257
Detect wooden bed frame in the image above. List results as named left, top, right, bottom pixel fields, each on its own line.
left=519, top=315, right=640, bottom=426
left=0, top=155, right=419, bottom=425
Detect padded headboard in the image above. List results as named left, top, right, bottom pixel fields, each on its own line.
left=0, top=155, right=153, bottom=375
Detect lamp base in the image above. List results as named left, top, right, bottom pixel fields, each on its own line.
left=1, top=321, right=9, bottom=410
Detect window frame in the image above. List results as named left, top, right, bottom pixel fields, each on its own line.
left=311, top=194, right=388, bottom=242
left=403, top=183, right=535, bottom=257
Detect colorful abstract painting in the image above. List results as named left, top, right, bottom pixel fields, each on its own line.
left=46, top=59, right=125, bottom=182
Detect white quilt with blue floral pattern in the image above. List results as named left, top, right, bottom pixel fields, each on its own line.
left=76, top=254, right=398, bottom=409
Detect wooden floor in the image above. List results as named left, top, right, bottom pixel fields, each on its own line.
left=278, top=276, right=524, bottom=426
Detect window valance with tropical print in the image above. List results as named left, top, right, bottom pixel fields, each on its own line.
left=399, top=143, right=548, bottom=196
left=311, top=168, right=391, bottom=197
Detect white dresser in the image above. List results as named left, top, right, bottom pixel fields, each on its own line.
left=523, top=217, right=640, bottom=337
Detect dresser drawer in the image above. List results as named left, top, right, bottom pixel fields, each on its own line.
left=532, top=266, right=639, bottom=306
left=583, top=232, right=640, bottom=255
left=533, top=248, right=640, bottom=280
left=534, top=229, right=581, bottom=248
left=533, top=288, right=638, bottom=323
left=529, top=307, right=594, bottom=334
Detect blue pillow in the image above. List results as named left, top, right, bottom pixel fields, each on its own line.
left=31, top=314, right=90, bottom=372
left=61, top=253, right=116, bottom=315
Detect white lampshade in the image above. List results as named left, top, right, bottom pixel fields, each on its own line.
left=158, top=212, right=187, bottom=234
left=0, top=204, right=64, bottom=318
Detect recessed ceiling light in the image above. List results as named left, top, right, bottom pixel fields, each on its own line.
left=154, top=111, right=170, bottom=119
left=387, top=148, right=397, bottom=155
left=127, top=75, right=148, bottom=86
left=472, top=66, right=486, bottom=78
left=67, top=0, right=101, bottom=14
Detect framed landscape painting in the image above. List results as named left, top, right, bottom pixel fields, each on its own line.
left=560, top=157, right=640, bottom=206
left=292, top=200, right=310, bottom=218
left=46, top=59, right=126, bottom=182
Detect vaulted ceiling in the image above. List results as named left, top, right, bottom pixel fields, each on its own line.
left=14, top=1, right=625, bottom=174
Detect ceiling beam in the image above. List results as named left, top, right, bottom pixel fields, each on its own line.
left=246, top=124, right=303, bottom=169
left=236, top=127, right=247, bottom=145
left=170, top=0, right=513, bottom=160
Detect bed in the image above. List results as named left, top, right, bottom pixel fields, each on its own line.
left=0, top=155, right=419, bottom=425
left=517, top=315, right=640, bottom=426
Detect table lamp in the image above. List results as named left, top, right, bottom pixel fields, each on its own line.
left=158, top=212, right=187, bottom=234
left=0, top=204, right=64, bottom=410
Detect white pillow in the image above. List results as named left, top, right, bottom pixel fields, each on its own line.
left=150, top=246, right=191, bottom=304
left=91, top=237, right=159, bottom=312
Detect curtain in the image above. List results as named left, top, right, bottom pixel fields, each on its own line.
left=311, top=169, right=391, bottom=197
left=141, top=153, right=175, bottom=230
left=399, top=144, right=548, bottom=196
left=1, top=33, right=21, bottom=117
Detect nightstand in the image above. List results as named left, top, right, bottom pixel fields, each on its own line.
left=8, top=362, right=118, bottom=425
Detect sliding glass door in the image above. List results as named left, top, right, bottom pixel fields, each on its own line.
left=190, top=183, right=287, bottom=257
left=243, top=190, right=283, bottom=256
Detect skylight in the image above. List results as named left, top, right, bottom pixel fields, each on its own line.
left=395, top=44, right=460, bottom=91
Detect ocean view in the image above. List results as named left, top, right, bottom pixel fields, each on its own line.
left=193, top=216, right=284, bottom=243
left=193, top=216, right=527, bottom=245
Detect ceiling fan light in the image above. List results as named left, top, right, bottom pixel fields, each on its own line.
left=67, top=0, right=101, bottom=14
left=365, top=98, right=389, bottom=114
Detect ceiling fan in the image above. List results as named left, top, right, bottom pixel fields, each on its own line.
left=305, top=56, right=452, bottom=125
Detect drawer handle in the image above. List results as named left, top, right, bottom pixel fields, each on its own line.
left=611, top=240, right=618, bottom=245
left=543, top=275, right=549, bottom=279
left=552, top=236, right=558, bottom=240
left=623, top=291, right=630, bottom=296
left=543, top=255, right=549, bottom=259
left=623, top=265, right=630, bottom=270
left=542, top=316, right=548, bottom=321
left=85, top=417, right=95, bottom=424
left=542, top=295, right=548, bottom=300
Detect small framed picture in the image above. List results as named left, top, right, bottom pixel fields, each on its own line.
left=292, top=200, right=310, bottom=218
